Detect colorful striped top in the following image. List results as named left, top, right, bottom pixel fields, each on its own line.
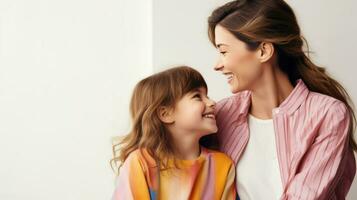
left=215, top=79, right=356, bottom=200
left=112, top=147, right=237, bottom=200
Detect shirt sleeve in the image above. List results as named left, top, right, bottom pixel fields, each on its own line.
left=281, top=102, right=355, bottom=200
left=112, top=151, right=151, bottom=200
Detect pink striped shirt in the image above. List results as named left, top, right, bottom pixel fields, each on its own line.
left=215, top=79, right=356, bottom=200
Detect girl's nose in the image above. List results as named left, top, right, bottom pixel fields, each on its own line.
left=207, top=98, right=216, bottom=108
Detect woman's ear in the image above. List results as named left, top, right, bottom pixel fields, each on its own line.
left=158, top=106, right=175, bottom=124
left=257, top=42, right=274, bottom=63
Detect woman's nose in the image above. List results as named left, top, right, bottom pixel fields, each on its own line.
left=214, top=59, right=224, bottom=71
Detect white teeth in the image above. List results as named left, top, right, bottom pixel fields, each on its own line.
left=203, top=114, right=215, bottom=119
left=225, top=73, right=234, bottom=81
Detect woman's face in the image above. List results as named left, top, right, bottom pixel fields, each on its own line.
left=214, top=25, right=263, bottom=93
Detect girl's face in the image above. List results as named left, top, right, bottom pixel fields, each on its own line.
left=214, top=25, right=263, bottom=93
left=171, top=87, right=217, bottom=139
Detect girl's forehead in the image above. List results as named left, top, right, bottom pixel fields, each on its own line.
left=190, top=87, right=207, bottom=94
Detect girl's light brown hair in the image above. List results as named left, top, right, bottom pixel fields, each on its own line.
left=207, top=0, right=357, bottom=151
left=111, top=66, right=208, bottom=174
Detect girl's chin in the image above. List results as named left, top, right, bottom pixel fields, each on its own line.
left=200, top=128, right=218, bottom=136
left=207, top=126, right=218, bottom=134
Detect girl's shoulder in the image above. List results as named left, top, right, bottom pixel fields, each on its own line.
left=202, top=148, right=236, bottom=178
left=203, top=147, right=235, bottom=166
left=124, top=148, right=157, bottom=171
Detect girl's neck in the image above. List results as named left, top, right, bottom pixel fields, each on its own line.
left=250, top=63, right=294, bottom=119
left=175, top=143, right=201, bottom=160
left=169, top=129, right=201, bottom=160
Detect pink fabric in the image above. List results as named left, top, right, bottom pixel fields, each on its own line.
left=215, top=79, right=356, bottom=200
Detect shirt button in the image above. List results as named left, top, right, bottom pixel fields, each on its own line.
left=274, top=109, right=280, bottom=114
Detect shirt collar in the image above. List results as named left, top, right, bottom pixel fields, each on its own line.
left=238, top=79, right=309, bottom=117
left=277, top=79, right=309, bottom=115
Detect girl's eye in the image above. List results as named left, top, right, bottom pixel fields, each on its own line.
left=193, top=94, right=201, bottom=99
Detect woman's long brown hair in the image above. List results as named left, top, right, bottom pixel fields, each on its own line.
left=110, top=66, right=208, bottom=174
left=208, top=0, right=356, bottom=151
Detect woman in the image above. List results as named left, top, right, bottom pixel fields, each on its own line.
left=208, top=0, right=356, bottom=199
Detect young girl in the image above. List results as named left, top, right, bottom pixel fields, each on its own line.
left=111, top=66, right=237, bottom=200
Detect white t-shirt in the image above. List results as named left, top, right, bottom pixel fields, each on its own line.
left=236, top=114, right=283, bottom=200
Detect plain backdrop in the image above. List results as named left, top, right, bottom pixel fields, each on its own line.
left=0, top=0, right=356, bottom=199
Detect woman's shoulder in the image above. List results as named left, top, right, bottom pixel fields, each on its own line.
left=306, top=91, right=348, bottom=114
left=216, top=90, right=251, bottom=115
left=217, top=90, right=250, bottom=106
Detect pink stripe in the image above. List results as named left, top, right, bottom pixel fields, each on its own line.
left=215, top=79, right=356, bottom=199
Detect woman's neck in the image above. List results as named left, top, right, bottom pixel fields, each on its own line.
left=250, top=63, right=294, bottom=119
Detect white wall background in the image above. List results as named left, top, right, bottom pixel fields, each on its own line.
left=0, top=0, right=152, bottom=199
left=0, top=0, right=356, bottom=199
left=153, top=0, right=231, bottom=101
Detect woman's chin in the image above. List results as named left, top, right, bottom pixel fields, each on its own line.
left=228, top=79, right=243, bottom=93
left=230, top=85, right=242, bottom=94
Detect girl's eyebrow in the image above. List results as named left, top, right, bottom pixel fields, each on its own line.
left=195, top=87, right=208, bottom=94
left=190, top=88, right=205, bottom=94
left=190, top=88, right=200, bottom=93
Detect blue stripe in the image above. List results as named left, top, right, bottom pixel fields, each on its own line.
left=149, top=189, right=157, bottom=200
